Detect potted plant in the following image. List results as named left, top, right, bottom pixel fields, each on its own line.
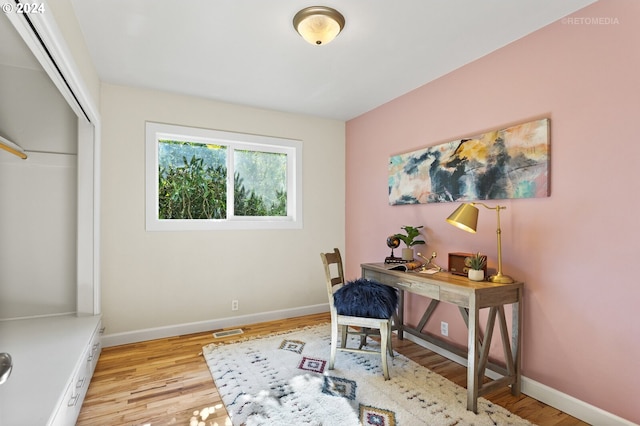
left=393, top=225, right=425, bottom=261
left=465, top=252, right=487, bottom=281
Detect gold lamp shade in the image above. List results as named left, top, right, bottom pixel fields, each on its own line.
left=293, top=6, right=345, bottom=45
left=446, top=203, right=479, bottom=233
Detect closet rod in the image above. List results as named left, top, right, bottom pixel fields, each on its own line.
left=0, top=135, right=27, bottom=160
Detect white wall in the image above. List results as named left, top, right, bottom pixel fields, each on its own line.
left=0, top=65, right=77, bottom=153
left=0, top=153, right=77, bottom=318
left=0, top=61, right=78, bottom=319
left=100, top=84, right=344, bottom=335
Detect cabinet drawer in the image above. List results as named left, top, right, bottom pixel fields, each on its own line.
left=49, top=318, right=102, bottom=426
left=50, top=361, right=86, bottom=426
left=86, top=320, right=102, bottom=376
left=50, top=380, right=74, bottom=426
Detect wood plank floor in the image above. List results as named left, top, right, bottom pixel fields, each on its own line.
left=77, top=313, right=588, bottom=425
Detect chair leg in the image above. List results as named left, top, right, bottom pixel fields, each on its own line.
left=380, top=321, right=390, bottom=380
left=359, top=327, right=367, bottom=349
left=387, top=322, right=394, bottom=357
left=340, top=325, right=347, bottom=348
left=329, top=321, right=338, bottom=370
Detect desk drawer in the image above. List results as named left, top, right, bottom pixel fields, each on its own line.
left=362, top=269, right=389, bottom=284
left=362, top=269, right=439, bottom=298
left=364, top=271, right=409, bottom=290
left=403, top=280, right=439, bottom=298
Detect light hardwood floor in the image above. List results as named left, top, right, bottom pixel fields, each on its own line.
left=78, top=312, right=588, bottom=425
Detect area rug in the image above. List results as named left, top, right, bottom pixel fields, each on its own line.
left=202, top=323, right=533, bottom=426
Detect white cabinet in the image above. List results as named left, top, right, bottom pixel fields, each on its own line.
left=50, top=319, right=101, bottom=426
left=0, top=315, right=102, bottom=426
left=0, top=11, right=102, bottom=426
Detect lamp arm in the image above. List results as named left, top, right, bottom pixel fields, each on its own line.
left=472, top=203, right=508, bottom=279
left=494, top=206, right=503, bottom=277
left=471, top=202, right=505, bottom=212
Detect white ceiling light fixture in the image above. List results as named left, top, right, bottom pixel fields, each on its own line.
left=293, top=6, right=345, bottom=46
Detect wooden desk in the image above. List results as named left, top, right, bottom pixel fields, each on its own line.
left=361, top=263, right=523, bottom=413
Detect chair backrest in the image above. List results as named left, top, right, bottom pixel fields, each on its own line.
left=320, top=248, right=345, bottom=311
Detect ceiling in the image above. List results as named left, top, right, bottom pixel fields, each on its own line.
left=63, top=1, right=594, bottom=121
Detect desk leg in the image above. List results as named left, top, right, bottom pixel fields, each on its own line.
left=467, top=297, right=479, bottom=413
left=396, top=289, right=405, bottom=340
left=512, top=288, right=523, bottom=396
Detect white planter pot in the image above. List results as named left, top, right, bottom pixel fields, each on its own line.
left=401, top=248, right=414, bottom=261
left=468, top=269, right=485, bottom=281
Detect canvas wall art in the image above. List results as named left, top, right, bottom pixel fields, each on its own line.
left=388, top=118, right=550, bottom=205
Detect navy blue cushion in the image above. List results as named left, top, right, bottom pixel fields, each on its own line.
left=333, top=278, right=398, bottom=319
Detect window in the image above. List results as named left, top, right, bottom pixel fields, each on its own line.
left=146, top=122, right=302, bottom=230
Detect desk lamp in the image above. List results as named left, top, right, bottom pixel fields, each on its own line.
left=446, top=202, right=514, bottom=283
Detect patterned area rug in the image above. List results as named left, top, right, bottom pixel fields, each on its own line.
left=202, top=323, right=532, bottom=426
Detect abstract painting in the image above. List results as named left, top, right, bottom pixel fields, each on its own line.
left=389, top=118, right=550, bottom=205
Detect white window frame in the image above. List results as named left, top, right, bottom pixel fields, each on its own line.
left=145, top=122, right=302, bottom=231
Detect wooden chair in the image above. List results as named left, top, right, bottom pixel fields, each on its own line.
left=320, top=248, right=394, bottom=380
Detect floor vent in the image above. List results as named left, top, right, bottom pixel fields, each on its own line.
left=212, top=329, right=244, bottom=339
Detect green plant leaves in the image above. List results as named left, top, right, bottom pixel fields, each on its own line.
left=393, top=225, right=425, bottom=247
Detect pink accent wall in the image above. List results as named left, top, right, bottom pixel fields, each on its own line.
left=345, top=1, right=639, bottom=422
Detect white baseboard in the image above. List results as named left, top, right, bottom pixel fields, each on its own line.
left=403, top=334, right=635, bottom=426
left=101, top=303, right=329, bottom=347
left=520, top=378, right=636, bottom=426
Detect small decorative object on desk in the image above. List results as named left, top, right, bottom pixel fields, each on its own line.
left=384, top=235, right=406, bottom=264
left=449, top=252, right=486, bottom=276
left=387, top=260, right=423, bottom=272
left=466, top=252, right=487, bottom=281
left=393, top=225, right=425, bottom=261
left=417, top=251, right=443, bottom=273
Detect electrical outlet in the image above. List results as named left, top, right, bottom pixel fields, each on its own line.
left=440, top=321, right=448, bottom=336
left=231, top=300, right=239, bottom=311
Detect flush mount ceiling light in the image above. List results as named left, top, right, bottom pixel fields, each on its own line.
left=293, top=6, right=345, bottom=45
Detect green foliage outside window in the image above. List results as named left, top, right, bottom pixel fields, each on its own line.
left=234, top=149, right=287, bottom=217
left=234, top=174, right=287, bottom=216
left=157, top=140, right=287, bottom=219
left=159, top=155, right=227, bottom=219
